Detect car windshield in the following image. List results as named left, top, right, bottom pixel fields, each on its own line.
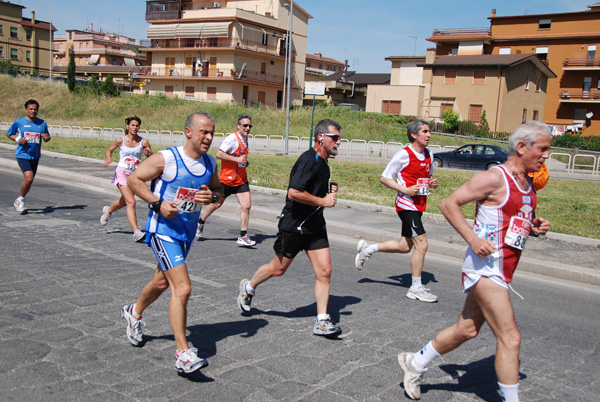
left=496, top=147, right=508, bottom=155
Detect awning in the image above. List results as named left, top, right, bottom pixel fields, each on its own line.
left=175, top=22, right=231, bottom=38
left=88, top=54, right=99, bottom=65
left=124, top=58, right=136, bottom=67
left=147, top=24, right=177, bottom=39
left=147, top=22, right=231, bottom=39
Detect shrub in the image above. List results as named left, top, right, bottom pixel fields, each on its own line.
left=442, top=108, right=460, bottom=133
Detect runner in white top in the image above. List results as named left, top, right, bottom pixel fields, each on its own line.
left=100, top=116, right=152, bottom=241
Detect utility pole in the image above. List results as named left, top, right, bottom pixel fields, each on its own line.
left=284, top=0, right=294, bottom=155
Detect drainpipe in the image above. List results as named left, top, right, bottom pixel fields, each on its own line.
left=347, top=81, right=355, bottom=98
left=494, top=66, right=503, bottom=133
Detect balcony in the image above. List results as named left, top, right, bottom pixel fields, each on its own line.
left=559, top=90, right=600, bottom=102
left=141, top=38, right=290, bottom=58
left=430, top=28, right=490, bottom=36
left=563, top=58, right=600, bottom=70
left=140, top=67, right=287, bottom=87
left=146, top=10, right=181, bottom=21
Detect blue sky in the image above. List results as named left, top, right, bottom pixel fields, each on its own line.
left=18, top=0, right=593, bottom=73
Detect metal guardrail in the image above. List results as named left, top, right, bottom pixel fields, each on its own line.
left=3, top=121, right=599, bottom=174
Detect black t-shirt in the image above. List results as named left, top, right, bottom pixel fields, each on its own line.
left=278, top=148, right=330, bottom=234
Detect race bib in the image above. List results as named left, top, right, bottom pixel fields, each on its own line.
left=504, top=216, right=531, bottom=250
left=174, top=187, right=200, bottom=213
left=123, top=157, right=140, bottom=171
left=24, top=131, right=41, bottom=144
left=417, top=178, right=430, bottom=196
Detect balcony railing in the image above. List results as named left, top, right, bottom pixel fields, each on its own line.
left=143, top=38, right=289, bottom=58
left=563, top=58, right=600, bottom=68
left=146, top=10, right=181, bottom=21
left=141, top=66, right=287, bottom=86
left=559, top=90, right=600, bottom=100
left=430, top=28, right=490, bottom=36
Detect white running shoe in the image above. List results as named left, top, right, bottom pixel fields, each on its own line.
left=398, top=352, right=426, bottom=400
left=100, top=206, right=111, bottom=226
left=133, top=230, right=145, bottom=242
left=406, top=285, right=438, bottom=303
left=237, top=279, right=254, bottom=313
left=195, top=223, right=204, bottom=239
left=236, top=235, right=256, bottom=247
left=175, top=348, right=208, bottom=374
left=355, top=239, right=371, bottom=270
left=14, top=198, right=25, bottom=213
left=312, top=314, right=342, bottom=337
left=121, top=304, right=145, bottom=346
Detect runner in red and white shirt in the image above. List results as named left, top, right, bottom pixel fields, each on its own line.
left=354, top=120, right=440, bottom=303
left=398, top=121, right=551, bottom=402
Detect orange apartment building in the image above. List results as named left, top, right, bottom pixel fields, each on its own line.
left=138, top=0, right=311, bottom=107
left=427, top=3, right=600, bottom=135
left=0, top=0, right=55, bottom=75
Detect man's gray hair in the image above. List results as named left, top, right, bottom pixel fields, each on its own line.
left=185, top=111, right=215, bottom=130
left=314, top=119, right=342, bottom=141
left=406, top=120, right=429, bottom=143
left=508, top=121, right=551, bottom=156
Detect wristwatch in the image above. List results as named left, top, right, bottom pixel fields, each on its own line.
left=211, top=191, right=219, bottom=203
left=148, top=200, right=162, bottom=212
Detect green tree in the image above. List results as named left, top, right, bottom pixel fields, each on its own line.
left=100, top=74, right=119, bottom=97
left=67, top=49, right=76, bottom=92
left=442, top=108, right=460, bottom=133
left=0, top=59, right=20, bottom=74
left=87, top=75, right=100, bottom=95
left=478, top=109, right=490, bottom=133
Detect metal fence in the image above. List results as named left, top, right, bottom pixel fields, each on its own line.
left=1, top=121, right=598, bottom=175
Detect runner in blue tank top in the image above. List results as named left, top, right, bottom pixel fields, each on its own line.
left=119, top=111, right=223, bottom=374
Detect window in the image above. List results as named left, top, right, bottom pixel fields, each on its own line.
left=535, top=78, right=541, bottom=92
left=532, top=110, right=539, bottom=121
left=382, top=100, right=402, bottom=114
left=307, top=62, right=311, bottom=68
left=0, top=25, right=3, bottom=36
left=469, top=104, right=483, bottom=122
left=444, top=70, right=457, bottom=84
left=583, top=77, right=592, bottom=92
left=207, top=87, right=217, bottom=99
left=588, top=45, right=597, bottom=60
left=10, top=26, right=18, bottom=39
left=473, top=71, right=485, bottom=84
left=262, top=32, right=268, bottom=46
left=525, top=76, right=530, bottom=91
left=522, top=109, right=527, bottom=123
left=261, top=62, right=266, bottom=74
left=10, top=48, right=18, bottom=60
left=319, top=63, right=322, bottom=69
left=499, top=47, right=511, bottom=55
left=26, top=29, right=31, bottom=41
left=574, top=108, right=587, bottom=123
left=258, top=91, right=266, bottom=104
left=440, top=103, right=453, bottom=118
left=538, top=19, right=551, bottom=29
left=536, top=46, right=548, bottom=61
left=165, top=86, right=174, bottom=97
left=0, top=46, right=3, bottom=58
left=185, top=86, right=194, bottom=98
left=185, top=57, right=194, bottom=69
left=26, top=50, right=30, bottom=61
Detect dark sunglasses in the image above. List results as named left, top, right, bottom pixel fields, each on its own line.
left=241, top=124, right=253, bottom=128
left=321, top=133, right=341, bottom=141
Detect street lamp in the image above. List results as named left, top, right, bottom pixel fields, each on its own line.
left=49, top=0, right=52, bottom=79
left=283, top=0, right=293, bottom=155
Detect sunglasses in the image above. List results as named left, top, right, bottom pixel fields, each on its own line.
left=241, top=124, right=253, bottom=128
left=321, top=133, right=342, bottom=141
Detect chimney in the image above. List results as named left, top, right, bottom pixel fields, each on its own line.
left=91, top=23, right=94, bottom=31
left=315, top=52, right=322, bottom=59
left=426, top=48, right=436, bottom=64
left=491, top=8, right=496, bottom=18
left=31, top=11, right=35, bottom=24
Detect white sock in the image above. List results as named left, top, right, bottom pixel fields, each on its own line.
left=364, top=244, right=379, bottom=255
left=498, top=382, right=519, bottom=402
left=412, top=341, right=440, bottom=371
left=317, top=313, right=329, bottom=321
left=131, top=304, right=142, bottom=319
left=411, top=276, right=422, bottom=289
left=18, top=196, right=25, bottom=201
left=245, top=282, right=255, bottom=295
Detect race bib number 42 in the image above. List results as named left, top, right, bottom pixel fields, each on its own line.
left=174, top=187, right=200, bottom=213
left=504, top=216, right=532, bottom=250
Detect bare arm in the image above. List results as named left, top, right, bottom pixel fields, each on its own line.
left=216, top=149, right=247, bottom=165
left=439, top=169, right=504, bottom=257
left=102, top=138, right=122, bottom=167
left=288, top=187, right=337, bottom=208
left=380, top=176, right=420, bottom=197
left=142, top=139, right=153, bottom=158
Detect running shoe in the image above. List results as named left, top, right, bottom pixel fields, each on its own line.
left=100, top=206, right=111, bottom=226
left=195, top=223, right=204, bottom=239
left=406, top=285, right=438, bottom=303
left=312, top=315, right=342, bottom=337
left=237, top=279, right=254, bottom=313
left=398, top=352, right=426, bottom=400
left=121, top=304, right=145, bottom=346
left=236, top=235, right=256, bottom=247
left=355, top=239, right=371, bottom=270
left=175, top=347, right=208, bottom=374
left=133, top=230, right=145, bottom=242
left=14, top=198, right=25, bottom=213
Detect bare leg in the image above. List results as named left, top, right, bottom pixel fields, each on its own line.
left=235, top=191, right=252, bottom=231
left=249, top=254, right=294, bottom=289
left=306, top=247, right=333, bottom=316
left=117, top=184, right=140, bottom=233
left=19, top=170, right=35, bottom=197
left=408, top=234, right=428, bottom=277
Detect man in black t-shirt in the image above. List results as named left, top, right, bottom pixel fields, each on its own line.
left=236, top=119, right=343, bottom=337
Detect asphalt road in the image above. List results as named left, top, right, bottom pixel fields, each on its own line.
left=1, top=168, right=599, bottom=401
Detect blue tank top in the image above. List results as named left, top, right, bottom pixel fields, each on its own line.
left=145, top=147, right=214, bottom=242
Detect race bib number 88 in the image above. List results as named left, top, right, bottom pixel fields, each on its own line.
left=504, top=216, right=531, bottom=251
left=174, top=187, right=200, bottom=213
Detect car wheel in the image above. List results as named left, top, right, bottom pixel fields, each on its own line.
left=433, top=158, right=443, bottom=168
left=486, top=162, right=500, bottom=170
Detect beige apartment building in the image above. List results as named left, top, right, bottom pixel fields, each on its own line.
left=0, top=0, right=55, bottom=75
left=139, top=0, right=311, bottom=107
